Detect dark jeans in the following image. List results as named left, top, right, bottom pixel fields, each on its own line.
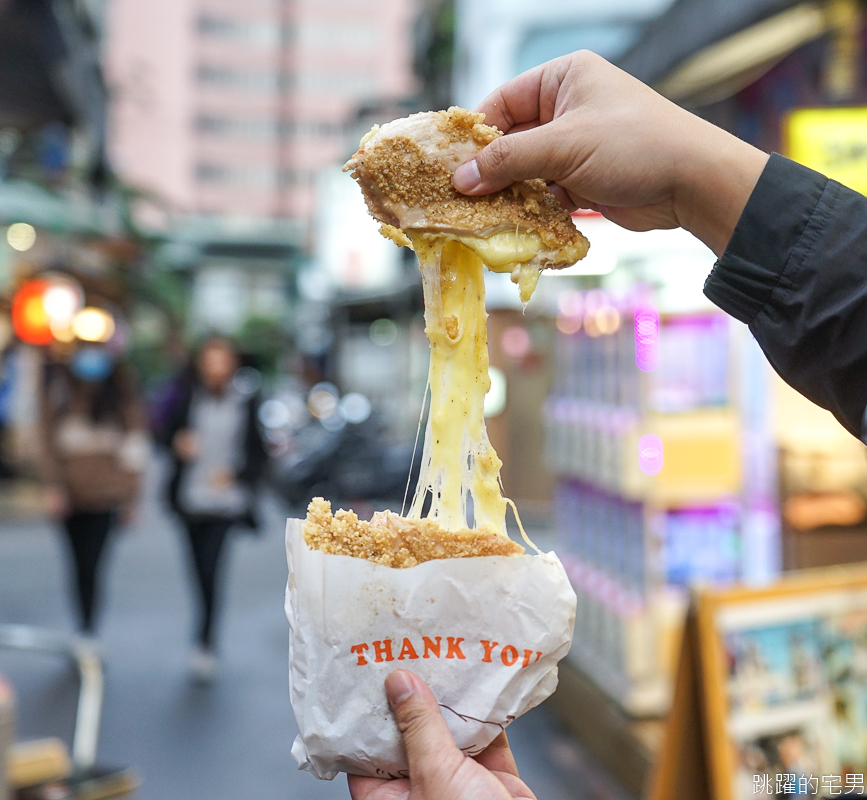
left=184, top=518, right=233, bottom=648
left=63, top=511, right=114, bottom=633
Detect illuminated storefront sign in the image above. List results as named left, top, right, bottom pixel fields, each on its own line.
left=786, top=107, right=867, bottom=195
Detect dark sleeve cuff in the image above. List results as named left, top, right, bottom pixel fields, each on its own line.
left=703, top=153, right=829, bottom=324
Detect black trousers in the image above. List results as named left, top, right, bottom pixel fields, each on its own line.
left=62, top=512, right=114, bottom=633
left=183, top=518, right=233, bottom=648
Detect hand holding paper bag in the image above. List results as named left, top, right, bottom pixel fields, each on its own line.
left=284, top=518, right=577, bottom=780
left=348, top=671, right=536, bottom=800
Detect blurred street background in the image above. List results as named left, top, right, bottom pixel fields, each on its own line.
left=3, top=0, right=867, bottom=798
left=0, top=457, right=632, bottom=800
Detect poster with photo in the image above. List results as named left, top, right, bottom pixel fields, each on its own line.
left=725, top=620, right=825, bottom=714
left=821, top=610, right=867, bottom=775
left=648, top=565, right=867, bottom=800
left=735, top=724, right=824, bottom=800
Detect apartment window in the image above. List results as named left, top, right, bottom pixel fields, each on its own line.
left=279, top=168, right=312, bottom=186
left=196, top=163, right=230, bottom=183
left=196, top=162, right=277, bottom=188
left=195, top=115, right=228, bottom=135
left=295, top=72, right=375, bottom=96
left=196, top=64, right=279, bottom=93
left=194, top=114, right=345, bottom=140
left=194, top=115, right=278, bottom=139
left=297, top=22, right=376, bottom=51
left=196, top=15, right=281, bottom=47
left=196, top=15, right=237, bottom=36
left=285, top=121, right=344, bottom=138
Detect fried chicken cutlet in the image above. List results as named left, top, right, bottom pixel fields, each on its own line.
left=303, top=498, right=524, bottom=568
left=343, top=107, right=589, bottom=302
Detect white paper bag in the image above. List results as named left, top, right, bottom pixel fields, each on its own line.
left=284, top=518, right=578, bottom=780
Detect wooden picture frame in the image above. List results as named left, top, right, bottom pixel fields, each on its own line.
left=649, top=563, right=867, bottom=800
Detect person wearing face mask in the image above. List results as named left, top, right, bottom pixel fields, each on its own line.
left=161, top=336, right=267, bottom=682
left=40, top=344, right=148, bottom=640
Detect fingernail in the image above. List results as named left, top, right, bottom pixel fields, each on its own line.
left=385, top=671, right=416, bottom=706
left=453, top=160, right=481, bottom=193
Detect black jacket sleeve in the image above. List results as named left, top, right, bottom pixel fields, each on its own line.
left=704, top=153, right=867, bottom=440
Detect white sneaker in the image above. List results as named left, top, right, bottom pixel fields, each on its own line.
left=190, top=646, right=217, bottom=684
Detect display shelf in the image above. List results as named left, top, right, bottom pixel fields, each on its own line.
left=546, top=299, right=766, bottom=717
left=546, top=404, right=740, bottom=504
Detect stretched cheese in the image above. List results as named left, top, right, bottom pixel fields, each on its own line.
left=345, top=108, right=590, bottom=536
left=408, top=236, right=507, bottom=533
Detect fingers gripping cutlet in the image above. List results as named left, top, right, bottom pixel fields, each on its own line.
left=343, top=107, right=589, bottom=272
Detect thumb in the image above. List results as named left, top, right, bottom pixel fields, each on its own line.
left=386, top=671, right=462, bottom=782
left=453, top=126, right=557, bottom=195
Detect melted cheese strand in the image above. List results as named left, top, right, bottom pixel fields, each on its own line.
left=506, top=498, right=543, bottom=556
left=455, top=230, right=543, bottom=305
left=408, top=236, right=508, bottom=535
left=379, top=223, right=550, bottom=306
left=402, top=377, right=430, bottom=517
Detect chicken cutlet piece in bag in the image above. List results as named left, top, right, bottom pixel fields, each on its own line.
left=285, top=107, right=582, bottom=780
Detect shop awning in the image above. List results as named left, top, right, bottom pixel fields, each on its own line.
left=618, top=0, right=832, bottom=105
left=0, top=0, right=108, bottom=177
left=0, top=180, right=121, bottom=237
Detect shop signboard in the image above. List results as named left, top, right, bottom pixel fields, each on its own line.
left=785, top=107, right=867, bottom=196
left=650, top=563, right=867, bottom=800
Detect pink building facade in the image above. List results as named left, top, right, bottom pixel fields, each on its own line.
left=106, top=0, right=418, bottom=231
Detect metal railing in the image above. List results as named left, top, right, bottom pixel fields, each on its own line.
left=0, top=624, right=103, bottom=769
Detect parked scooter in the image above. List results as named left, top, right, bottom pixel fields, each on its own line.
left=265, top=383, right=421, bottom=509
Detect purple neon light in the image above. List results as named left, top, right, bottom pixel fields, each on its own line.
left=634, top=305, right=659, bottom=372
left=638, top=434, right=663, bottom=475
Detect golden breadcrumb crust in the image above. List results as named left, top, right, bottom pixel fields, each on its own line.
left=346, top=107, right=587, bottom=254
left=303, top=497, right=524, bottom=568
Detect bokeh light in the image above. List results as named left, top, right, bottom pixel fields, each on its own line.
left=11, top=279, right=53, bottom=345
left=6, top=222, right=36, bottom=252
left=72, top=307, right=115, bottom=343
left=501, top=326, right=531, bottom=359
left=259, top=399, right=291, bottom=429
left=635, top=305, right=660, bottom=372
left=583, top=289, right=608, bottom=315
left=49, top=321, right=76, bottom=343
left=369, top=318, right=399, bottom=346
left=595, top=306, right=621, bottom=335
left=584, top=313, right=603, bottom=338
left=556, top=314, right=583, bottom=335
left=339, top=393, right=372, bottom=424
left=308, top=382, right=340, bottom=419
left=42, top=276, right=84, bottom=325
left=638, top=434, right=664, bottom=476
left=233, top=366, right=263, bottom=396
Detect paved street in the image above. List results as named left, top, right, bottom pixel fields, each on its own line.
left=0, top=456, right=632, bottom=800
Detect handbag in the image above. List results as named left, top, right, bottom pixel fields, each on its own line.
left=54, top=419, right=146, bottom=511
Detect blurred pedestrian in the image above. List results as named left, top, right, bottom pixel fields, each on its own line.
left=162, top=336, right=267, bottom=681
left=40, top=344, right=148, bottom=639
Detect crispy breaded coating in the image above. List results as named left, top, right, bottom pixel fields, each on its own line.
left=343, top=107, right=589, bottom=266
left=303, top=498, right=524, bottom=568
